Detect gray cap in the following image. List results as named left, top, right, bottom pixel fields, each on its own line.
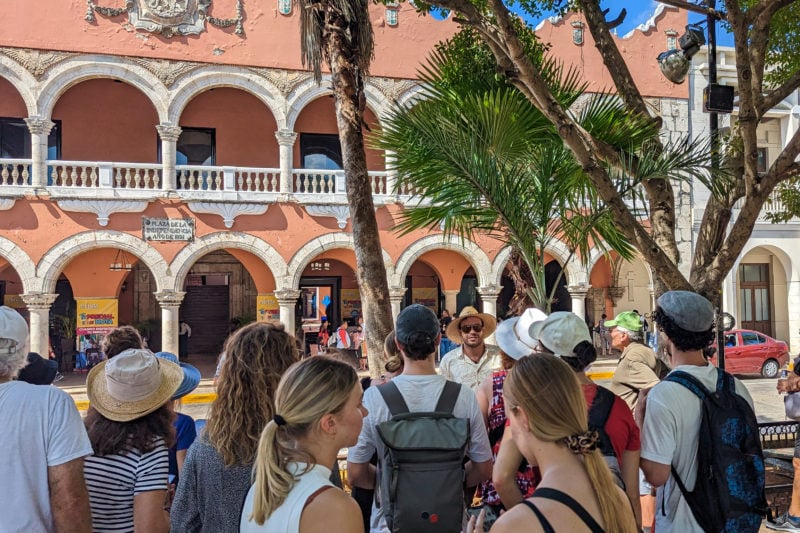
left=657, top=291, right=714, bottom=332
left=395, top=304, right=439, bottom=345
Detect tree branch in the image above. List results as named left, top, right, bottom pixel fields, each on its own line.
left=760, top=69, right=800, bottom=113
left=657, top=0, right=727, bottom=20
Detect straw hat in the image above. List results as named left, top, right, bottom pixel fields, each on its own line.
left=87, top=348, right=183, bottom=422
left=446, top=306, right=497, bottom=344
left=154, top=351, right=201, bottom=400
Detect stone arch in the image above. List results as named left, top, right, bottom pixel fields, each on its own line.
left=392, top=235, right=492, bottom=287
left=491, top=241, right=586, bottom=288
left=0, top=55, right=39, bottom=116
left=395, top=84, right=427, bottom=109
left=587, top=247, right=654, bottom=289
left=286, top=233, right=393, bottom=289
left=285, top=77, right=388, bottom=131
left=0, top=236, right=38, bottom=293
left=167, top=67, right=286, bottom=127
left=169, top=232, right=289, bottom=292
left=736, top=242, right=799, bottom=284
left=36, top=231, right=169, bottom=294
left=38, top=58, right=169, bottom=121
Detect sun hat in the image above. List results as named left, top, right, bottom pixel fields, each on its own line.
left=529, top=311, right=592, bottom=357
left=603, top=311, right=642, bottom=332
left=0, top=306, right=29, bottom=351
left=154, top=351, right=201, bottom=400
left=446, top=306, right=498, bottom=344
left=656, top=290, right=714, bottom=332
left=395, top=304, right=440, bottom=345
left=17, top=352, right=58, bottom=385
left=495, top=308, right=548, bottom=360
left=87, top=348, right=183, bottom=422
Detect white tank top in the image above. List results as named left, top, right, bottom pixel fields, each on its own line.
left=240, top=463, right=334, bottom=533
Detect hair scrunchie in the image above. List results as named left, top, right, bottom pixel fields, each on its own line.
left=273, top=414, right=287, bottom=427
left=563, top=430, right=599, bottom=455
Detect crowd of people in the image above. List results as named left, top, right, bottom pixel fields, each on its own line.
left=0, top=288, right=772, bottom=532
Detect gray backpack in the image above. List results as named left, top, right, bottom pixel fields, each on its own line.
left=376, top=380, right=469, bottom=532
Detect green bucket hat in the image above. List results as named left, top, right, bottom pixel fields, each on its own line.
left=604, top=311, right=642, bottom=332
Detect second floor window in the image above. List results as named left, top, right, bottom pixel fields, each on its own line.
left=300, top=133, right=342, bottom=170
left=0, top=117, right=61, bottom=159
left=177, top=128, right=215, bottom=166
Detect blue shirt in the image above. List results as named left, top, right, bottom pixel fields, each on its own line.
left=169, top=412, right=197, bottom=482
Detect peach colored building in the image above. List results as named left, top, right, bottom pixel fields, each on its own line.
left=0, top=1, right=688, bottom=363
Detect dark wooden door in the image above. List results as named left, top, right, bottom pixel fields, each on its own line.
left=739, top=263, right=772, bottom=336
left=181, top=285, right=229, bottom=356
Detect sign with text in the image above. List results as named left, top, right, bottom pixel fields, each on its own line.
left=76, top=298, right=118, bottom=336
left=142, top=217, right=195, bottom=241
left=257, top=294, right=280, bottom=323
left=340, top=289, right=362, bottom=319
left=412, top=287, right=438, bottom=310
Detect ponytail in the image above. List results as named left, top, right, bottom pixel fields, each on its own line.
left=249, top=420, right=303, bottom=524
left=583, top=450, right=638, bottom=533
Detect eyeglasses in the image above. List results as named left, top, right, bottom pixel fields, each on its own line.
left=460, top=324, right=484, bottom=334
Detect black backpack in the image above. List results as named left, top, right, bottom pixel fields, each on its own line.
left=664, top=368, right=767, bottom=532
left=376, top=380, right=470, bottom=532
left=587, top=386, right=624, bottom=488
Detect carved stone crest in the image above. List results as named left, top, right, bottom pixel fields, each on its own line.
left=249, top=68, right=312, bottom=97
left=86, top=0, right=243, bottom=37
left=0, top=48, right=77, bottom=80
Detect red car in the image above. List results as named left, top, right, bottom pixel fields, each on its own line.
left=713, top=329, right=790, bottom=378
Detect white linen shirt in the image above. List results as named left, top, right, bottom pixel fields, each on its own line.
left=439, top=344, right=502, bottom=391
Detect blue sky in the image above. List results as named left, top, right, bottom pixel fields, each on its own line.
left=526, top=1, right=735, bottom=47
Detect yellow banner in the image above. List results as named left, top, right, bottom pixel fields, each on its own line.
left=257, top=294, right=280, bottom=323
left=76, top=298, right=118, bottom=335
left=412, top=287, right=438, bottom=310
left=341, top=288, right=362, bottom=319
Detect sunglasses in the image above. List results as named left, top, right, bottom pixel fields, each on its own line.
left=460, top=324, right=484, bottom=334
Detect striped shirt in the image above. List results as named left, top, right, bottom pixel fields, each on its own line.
left=84, top=440, right=169, bottom=532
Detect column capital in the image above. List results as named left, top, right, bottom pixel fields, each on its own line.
left=155, top=290, right=186, bottom=307
left=607, top=286, right=625, bottom=305
left=274, top=289, right=302, bottom=303
left=389, top=287, right=407, bottom=302
left=156, top=123, right=183, bottom=142
left=567, top=283, right=592, bottom=298
left=24, top=116, right=55, bottom=136
left=275, top=129, right=298, bottom=146
left=20, top=292, right=59, bottom=310
left=477, top=284, right=503, bottom=299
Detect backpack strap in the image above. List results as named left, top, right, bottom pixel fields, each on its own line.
left=435, top=380, right=462, bottom=414
left=533, top=488, right=605, bottom=533
left=663, top=370, right=711, bottom=400
left=377, top=380, right=410, bottom=416
left=587, top=386, right=615, bottom=457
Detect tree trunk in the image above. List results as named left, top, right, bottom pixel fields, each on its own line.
left=326, top=36, right=394, bottom=378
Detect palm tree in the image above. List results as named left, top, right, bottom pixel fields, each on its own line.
left=298, top=0, right=393, bottom=374
left=378, top=34, right=715, bottom=312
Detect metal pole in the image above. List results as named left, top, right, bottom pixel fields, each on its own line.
left=707, top=0, right=725, bottom=370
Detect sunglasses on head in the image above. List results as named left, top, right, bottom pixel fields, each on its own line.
left=460, top=324, right=484, bottom=334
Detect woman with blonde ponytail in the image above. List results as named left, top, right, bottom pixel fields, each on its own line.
left=468, top=353, right=637, bottom=533
left=240, top=356, right=366, bottom=533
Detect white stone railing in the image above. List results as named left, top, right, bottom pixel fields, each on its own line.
left=235, top=167, right=281, bottom=192
left=292, top=169, right=345, bottom=195
left=47, top=161, right=162, bottom=189
left=0, top=159, right=31, bottom=186
left=176, top=165, right=225, bottom=191
left=733, top=190, right=793, bottom=218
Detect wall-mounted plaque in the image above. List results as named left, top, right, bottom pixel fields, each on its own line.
left=143, top=217, right=195, bottom=241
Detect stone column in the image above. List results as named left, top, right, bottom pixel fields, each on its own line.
left=607, top=287, right=625, bottom=309
left=155, top=291, right=185, bottom=355
left=477, top=285, right=502, bottom=317
left=274, top=289, right=302, bottom=335
left=20, top=293, right=59, bottom=355
left=24, top=117, right=55, bottom=189
left=275, top=130, right=297, bottom=196
left=567, top=284, right=591, bottom=320
left=442, top=289, right=460, bottom=316
left=389, top=287, right=407, bottom=321
left=385, top=150, right=398, bottom=197
left=156, top=123, right=182, bottom=191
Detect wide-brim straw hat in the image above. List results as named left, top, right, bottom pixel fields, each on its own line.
left=446, top=306, right=497, bottom=344
left=87, top=348, right=183, bottom=422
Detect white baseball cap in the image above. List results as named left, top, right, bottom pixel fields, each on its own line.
left=0, top=306, right=29, bottom=352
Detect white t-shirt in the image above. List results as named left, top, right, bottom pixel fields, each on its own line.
left=84, top=441, right=169, bottom=533
left=0, top=381, right=93, bottom=532
left=347, top=374, right=493, bottom=533
left=640, top=364, right=754, bottom=533
left=240, top=463, right=333, bottom=533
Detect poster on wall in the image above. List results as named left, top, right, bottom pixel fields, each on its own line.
left=340, top=289, right=362, bottom=320
left=257, top=294, right=280, bottom=323
left=412, top=288, right=438, bottom=310
left=76, top=298, right=118, bottom=336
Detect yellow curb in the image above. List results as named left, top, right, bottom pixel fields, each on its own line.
left=73, top=391, right=217, bottom=411
left=587, top=371, right=615, bottom=380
